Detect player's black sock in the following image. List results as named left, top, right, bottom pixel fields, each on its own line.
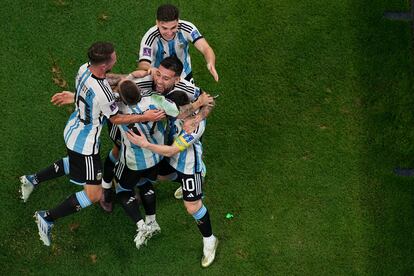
left=103, top=188, right=113, bottom=203
left=45, top=191, right=91, bottom=221
left=193, top=205, right=213, bottom=237
left=35, top=157, right=68, bottom=184
left=103, top=151, right=117, bottom=184
left=118, top=191, right=143, bottom=223
left=138, top=182, right=156, bottom=216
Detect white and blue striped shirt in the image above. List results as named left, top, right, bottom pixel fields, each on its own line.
left=118, top=94, right=179, bottom=170
left=64, top=63, right=118, bottom=155
left=134, top=75, right=201, bottom=101
left=168, top=119, right=206, bottom=175
left=138, top=20, right=203, bottom=79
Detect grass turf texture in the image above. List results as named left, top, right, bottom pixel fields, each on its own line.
left=1, top=0, right=414, bottom=274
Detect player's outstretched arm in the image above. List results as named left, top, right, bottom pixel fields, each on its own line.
left=109, top=109, right=166, bottom=125
left=177, top=92, right=215, bottom=120
left=194, top=38, right=219, bottom=82
left=126, top=129, right=180, bottom=157
left=126, top=69, right=151, bottom=80
left=51, top=91, right=75, bottom=106
left=138, top=60, right=151, bottom=72
left=106, top=73, right=128, bottom=86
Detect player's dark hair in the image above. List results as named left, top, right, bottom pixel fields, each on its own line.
left=166, top=90, right=190, bottom=107
left=87, top=42, right=115, bottom=65
left=119, top=80, right=141, bottom=105
left=156, top=4, right=179, bottom=21
left=160, top=55, right=183, bottom=77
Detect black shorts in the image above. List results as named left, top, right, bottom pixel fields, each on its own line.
left=114, top=161, right=158, bottom=190
left=158, top=158, right=176, bottom=176
left=107, top=120, right=121, bottom=148
left=67, top=148, right=102, bottom=185
left=158, top=159, right=203, bottom=201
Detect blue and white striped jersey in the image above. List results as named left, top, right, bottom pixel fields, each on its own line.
left=138, top=20, right=203, bottom=79
left=168, top=118, right=206, bottom=175
left=64, top=63, right=118, bottom=155
left=134, top=75, right=201, bottom=101
left=118, top=93, right=179, bottom=170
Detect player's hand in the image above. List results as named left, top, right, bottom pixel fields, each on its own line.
left=207, top=63, right=219, bottom=82
left=149, top=67, right=158, bottom=79
left=183, top=117, right=199, bottom=134
left=127, top=69, right=151, bottom=79
left=51, top=91, right=75, bottom=106
left=126, top=129, right=148, bottom=147
left=197, top=93, right=215, bottom=108
left=143, top=109, right=166, bottom=122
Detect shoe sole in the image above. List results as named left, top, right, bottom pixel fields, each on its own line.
left=174, top=187, right=183, bottom=200
left=34, top=212, right=51, bottom=246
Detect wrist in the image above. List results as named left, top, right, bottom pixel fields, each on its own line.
left=193, top=100, right=202, bottom=110
left=126, top=73, right=134, bottom=80
left=138, top=113, right=147, bottom=122
left=194, top=114, right=202, bottom=124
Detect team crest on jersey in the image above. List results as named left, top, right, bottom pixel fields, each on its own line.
left=143, top=47, right=152, bottom=57
left=110, top=102, right=117, bottom=111
left=191, top=30, right=201, bottom=41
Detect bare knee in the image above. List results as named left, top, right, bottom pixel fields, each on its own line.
left=84, top=185, right=102, bottom=203
left=184, top=200, right=203, bottom=215
left=111, top=146, right=119, bottom=160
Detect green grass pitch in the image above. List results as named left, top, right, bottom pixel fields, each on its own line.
left=1, top=0, right=414, bottom=274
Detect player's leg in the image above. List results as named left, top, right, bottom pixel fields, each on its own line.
left=34, top=149, right=101, bottom=246
left=100, top=146, right=119, bottom=212
left=137, top=165, right=160, bottom=238
left=100, top=122, right=122, bottom=212
left=156, top=158, right=181, bottom=198
left=181, top=172, right=218, bottom=268
left=20, top=156, right=70, bottom=202
left=114, top=161, right=151, bottom=249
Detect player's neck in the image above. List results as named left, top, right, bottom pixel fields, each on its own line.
left=89, top=66, right=106, bottom=79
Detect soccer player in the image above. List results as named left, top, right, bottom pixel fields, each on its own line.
left=101, top=62, right=213, bottom=248
left=113, top=79, right=179, bottom=249
left=101, top=56, right=215, bottom=206
left=126, top=91, right=218, bottom=267
left=138, top=4, right=219, bottom=82
left=20, top=57, right=212, bottom=207
left=32, top=42, right=165, bottom=247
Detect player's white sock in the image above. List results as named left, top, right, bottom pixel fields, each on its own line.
left=102, top=180, right=112, bottom=189
left=136, top=219, right=145, bottom=228
left=146, top=215, right=156, bottom=224
left=203, top=234, right=216, bottom=246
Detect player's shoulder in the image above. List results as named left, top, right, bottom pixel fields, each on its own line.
left=89, top=76, right=115, bottom=101
left=135, top=75, right=153, bottom=92
left=76, top=63, right=90, bottom=77
left=173, top=79, right=198, bottom=100
left=141, top=25, right=161, bottom=46
left=178, top=20, right=197, bottom=33
left=175, top=78, right=195, bottom=89
left=78, top=62, right=89, bottom=72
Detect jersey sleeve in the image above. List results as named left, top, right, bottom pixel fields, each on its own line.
left=173, top=120, right=205, bottom=151
left=96, top=82, right=119, bottom=118
left=174, top=79, right=201, bottom=101
left=138, top=26, right=159, bottom=64
left=179, top=20, right=203, bottom=44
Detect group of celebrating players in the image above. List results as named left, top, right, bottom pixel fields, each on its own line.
left=20, top=4, right=219, bottom=268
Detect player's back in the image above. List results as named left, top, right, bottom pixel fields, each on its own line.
left=64, top=63, right=117, bottom=155
left=118, top=93, right=178, bottom=170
